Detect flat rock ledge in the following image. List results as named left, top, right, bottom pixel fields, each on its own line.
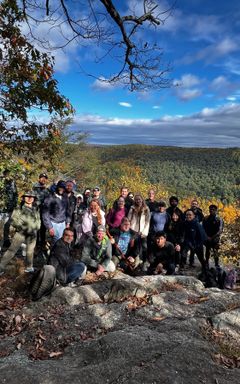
left=1, top=272, right=240, bottom=384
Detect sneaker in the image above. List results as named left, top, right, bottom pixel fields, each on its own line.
left=24, top=267, right=35, bottom=273
left=67, top=281, right=78, bottom=288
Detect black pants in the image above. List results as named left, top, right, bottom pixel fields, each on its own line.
left=205, top=239, right=220, bottom=266
left=181, top=245, right=206, bottom=270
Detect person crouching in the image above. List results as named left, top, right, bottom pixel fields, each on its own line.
left=147, top=231, right=176, bottom=275
left=81, top=226, right=115, bottom=276
left=48, top=227, right=86, bottom=287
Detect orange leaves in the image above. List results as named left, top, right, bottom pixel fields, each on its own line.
left=126, top=296, right=149, bottom=311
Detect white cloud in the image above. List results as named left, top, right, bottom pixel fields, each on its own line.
left=211, top=76, right=228, bottom=89
left=91, top=77, right=118, bottom=91
left=160, top=9, right=226, bottom=43
left=174, top=74, right=201, bottom=88
left=70, top=103, right=240, bottom=147
left=118, top=102, right=132, bottom=108
left=181, top=38, right=239, bottom=66
left=178, top=89, right=202, bottom=101
left=153, top=106, right=160, bottom=109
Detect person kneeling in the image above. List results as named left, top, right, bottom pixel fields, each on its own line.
left=148, top=231, right=175, bottom=275
left=110, top=217, right=141, bottom=275
left=48, top=227, right=86, bottom=287
left=81, top=226, right=115, bottom=276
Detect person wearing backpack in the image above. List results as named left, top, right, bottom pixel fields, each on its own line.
left=203, top=204, right=223, bottom=268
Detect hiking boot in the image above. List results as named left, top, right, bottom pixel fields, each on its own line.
left=25, top=267, right=35, bottom=273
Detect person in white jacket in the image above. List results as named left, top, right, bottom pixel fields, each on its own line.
left=128, top=194, right=150, bottom=264
left=80, top=200, right=105, bottom=242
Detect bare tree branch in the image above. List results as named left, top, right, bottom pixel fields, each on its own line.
left=19, top=0, right=175, bottom=91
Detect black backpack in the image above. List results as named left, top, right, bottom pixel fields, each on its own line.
left=29, top=265, right=56, bottom=301
left=198, top=267, right=226, bottom=289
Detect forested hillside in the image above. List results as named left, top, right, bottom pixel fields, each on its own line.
left=95, top=145, right=240, bottom=202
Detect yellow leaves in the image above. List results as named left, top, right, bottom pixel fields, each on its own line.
left=221, top=205, right=239, bottom=224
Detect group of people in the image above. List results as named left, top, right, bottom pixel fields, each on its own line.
left=0, top=171, right=224, bottom=287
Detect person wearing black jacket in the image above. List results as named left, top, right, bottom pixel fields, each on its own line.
left=145, top=189, right=158, bottom=213
left=48, top=228, right=86, bottom=287
left=65, top=180, right=77, bottom=226
left=166, top=196, right=183, bottom=219
left=203, top=205, right=223, bottom=267
left=148, top=231, right=175, bottom=275
left=181, top=210, right=207, bottom=270
left=166, top=210, right=185, bottom=269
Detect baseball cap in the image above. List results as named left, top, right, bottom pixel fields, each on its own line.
left=97, top=225, right=106, bottom=232
left=39, top=173, right=48, bottom=179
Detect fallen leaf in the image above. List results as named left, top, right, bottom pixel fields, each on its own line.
left=151, top=316, right=166, bottom=321
left=15, top=315, right=22, bottom=325
left=49, top=351, right=63, bottom=358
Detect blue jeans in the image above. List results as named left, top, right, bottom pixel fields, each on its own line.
left=66, top=262, right=86, bottom=283
left=51, top=221, right=66, bottom=245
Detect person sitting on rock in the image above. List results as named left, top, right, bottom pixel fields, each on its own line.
left=48, top=227, right=86, bottom=287
left=81, top=225, right=115, bottom=276
left=147, top=231, right=176, bottom=275
left=109, top=217, right=140, bottom=274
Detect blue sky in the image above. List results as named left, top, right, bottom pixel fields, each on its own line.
left=26, top=0, right=240, bottom=147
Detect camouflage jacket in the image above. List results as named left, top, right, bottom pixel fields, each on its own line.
left=11, top=204, right=41, bottom=237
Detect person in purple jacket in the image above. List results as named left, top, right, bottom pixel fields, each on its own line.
left=106, top=197, right=128, bottom=230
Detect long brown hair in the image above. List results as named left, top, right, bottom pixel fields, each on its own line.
left=133, top=194, right=147, bottom=213
left=89, top=200, right=102, bottom=225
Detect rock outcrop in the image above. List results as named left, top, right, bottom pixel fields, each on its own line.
left=0, top=272, right=240, bottom=383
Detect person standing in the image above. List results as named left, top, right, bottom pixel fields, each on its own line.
left=65, top=180, right=77, bottom=226
left=203, top=205, right=223, bottom=267
left=128, top=194, right=151, bottom=263
left=33, top=172, right=50, bottom=247
left=0, top=169, right=18, bottom=250
left=42, top=181, right=71, bottom=245
left=106, top=197, right=127, bottom=230
left=145, top=189, right=158, bottom=213
left=0, top=191, right=40, bottom=274
left=182, top=209, right=207, bottom=270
